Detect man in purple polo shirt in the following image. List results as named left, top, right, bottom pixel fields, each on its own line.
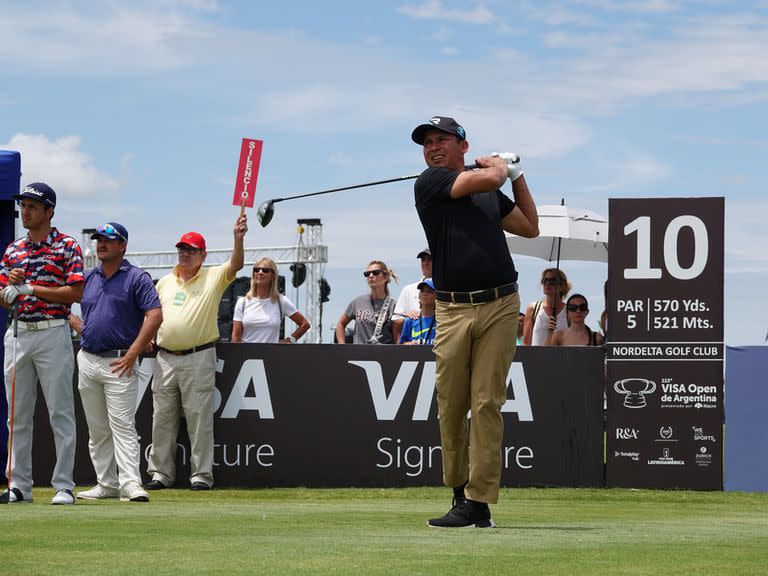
left=76, top=222, right=162, bottom=503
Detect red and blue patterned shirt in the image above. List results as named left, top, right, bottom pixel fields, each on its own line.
left=0, top=227, right=84, bottom=322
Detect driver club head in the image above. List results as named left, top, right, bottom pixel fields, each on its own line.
left=256, top=200, right=275, bottom=228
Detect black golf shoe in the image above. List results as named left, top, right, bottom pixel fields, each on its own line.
left=0, top=487, right=31, bottom=504
left=427, top=498, right=495, bottom=528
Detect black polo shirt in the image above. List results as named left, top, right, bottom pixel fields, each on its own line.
left=415, top=166, right=518, bottom=292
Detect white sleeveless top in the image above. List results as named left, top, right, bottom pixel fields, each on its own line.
left=531, top=301, right=568, bottom=345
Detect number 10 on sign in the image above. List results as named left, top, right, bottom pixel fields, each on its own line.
left=624, top=215, right=709, bottom=280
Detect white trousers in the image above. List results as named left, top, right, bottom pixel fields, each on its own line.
left=3, top=323, right=75, bottom=496
left=77, top=350, right=144, bottom=494
left=147, top=348, right=215, bottom=487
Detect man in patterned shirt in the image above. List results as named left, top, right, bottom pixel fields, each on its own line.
left=0, top=182, right=84, bottom=505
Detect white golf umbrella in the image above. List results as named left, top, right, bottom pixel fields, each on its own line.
left=506, top=204, right=608, bottom=268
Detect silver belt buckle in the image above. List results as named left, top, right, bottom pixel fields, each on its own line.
left=27, top=321, right=40, bottom=331
left=469, top=290, right=484, bottom=305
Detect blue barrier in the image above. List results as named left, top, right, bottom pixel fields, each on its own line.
left=0, top=150, right=20, bottom=481
left=724, top=346, right=768, bottom=492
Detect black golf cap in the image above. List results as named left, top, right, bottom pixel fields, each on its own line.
left=14, top=182, right=57, bottom=207
left=411, top=116, right=466, bottom=145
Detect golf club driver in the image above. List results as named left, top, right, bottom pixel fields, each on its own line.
left=256, top=171, right=454, bottom=228
left=0, top=302, right=18, bottom=504
left=256, top=156, right=519, bottom=228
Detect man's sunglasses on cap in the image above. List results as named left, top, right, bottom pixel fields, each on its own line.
left=94, top=224, right=127, bottom=242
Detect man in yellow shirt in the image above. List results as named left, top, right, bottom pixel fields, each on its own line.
left=145, top=214, right=247, bottom=491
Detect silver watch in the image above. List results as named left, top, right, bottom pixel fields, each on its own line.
left=288, top=335, right=297, bottom=343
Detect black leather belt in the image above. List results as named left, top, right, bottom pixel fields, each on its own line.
left=158, top=341, right=216, bottom=356
left=436, top=282, right=518, bottom=305
left=85, top=349, right=130, bottom=358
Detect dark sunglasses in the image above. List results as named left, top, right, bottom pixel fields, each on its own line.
left=542, top=277, right=561, bottom=286
left=567, top=303, right=589, bottom=312
left=253, top=267, right=273, bottom=274
left=363, top=269, right=383, bottom=278
left=177, top=246, right=202, bottom=255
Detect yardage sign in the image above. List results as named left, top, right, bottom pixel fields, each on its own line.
left=606, top=198, right=724, bottom=489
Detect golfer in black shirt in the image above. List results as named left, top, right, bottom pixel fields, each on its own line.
left=412, top=116, right=539, bottom=528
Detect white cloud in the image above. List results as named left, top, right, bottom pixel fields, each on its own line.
left=431, top=25, right=454, bottom=42
left=447, top=107, right=592, bottom=159
left=2, top=133, right=119, bottom=199
left=583, top=153, right=672, bottom=195
left=573, top=0, right=681, bottom=13
left=158, top=0, right=219, bottom=11
left=724, top=198, right=768, bottom=274
left=397, top=1, right=494, bottom=24
left=0, top=4, right=215, bottom=74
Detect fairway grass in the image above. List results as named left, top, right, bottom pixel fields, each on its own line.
left=1, top=487, right=766, bottom=575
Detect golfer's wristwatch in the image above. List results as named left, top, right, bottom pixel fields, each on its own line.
left=288, top=336, right=297, bottom=344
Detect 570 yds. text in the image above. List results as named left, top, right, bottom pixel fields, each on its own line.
left=617, top=298, right=714, bottom=330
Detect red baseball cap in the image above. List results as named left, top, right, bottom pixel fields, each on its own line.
left=176, top=231, right=206, bottom=251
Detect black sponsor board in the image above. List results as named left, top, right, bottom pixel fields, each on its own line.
left=606, top=198, right=724, bottom=489
left=607, top=361, right=722, bottom=489
left=32, top=344, right=604, bottom=488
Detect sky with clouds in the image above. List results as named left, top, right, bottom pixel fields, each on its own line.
left=1, top=0, right=766, bottom=343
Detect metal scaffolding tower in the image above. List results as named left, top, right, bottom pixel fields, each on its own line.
left=82, top=219, right=329, bottom=343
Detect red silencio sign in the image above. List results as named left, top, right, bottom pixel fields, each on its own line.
left=232, top=138, right=263, bottom=208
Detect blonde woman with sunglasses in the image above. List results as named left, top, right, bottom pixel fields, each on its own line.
left=522, top=268, right=571, bottom=346
left=231, top=258, right=310, bottom=343
left=335, top=260, right=399, bottom=344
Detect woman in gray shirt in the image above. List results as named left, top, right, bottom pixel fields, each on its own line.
left=335, top=260, right=399, bottom=344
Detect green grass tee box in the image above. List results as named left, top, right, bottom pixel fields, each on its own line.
left=1, top=487, right=766, bottom=576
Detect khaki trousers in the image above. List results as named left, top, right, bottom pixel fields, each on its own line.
left=433, top=292, right=519, bottom=504
left=147, top=348, right=215, bottom=487
left=77, top=350, right=144, bottom=495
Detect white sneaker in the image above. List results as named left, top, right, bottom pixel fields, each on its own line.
left=51, top=489, right=75, bottom=505
left=77, top=485, right=120, bottom=500
left=121, top=485, right=149, bottom=503
left=0, top=487, right=32, bottom=503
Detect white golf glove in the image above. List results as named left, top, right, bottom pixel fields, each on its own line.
left=492, top=152, right=523, bottom=182
left=2, top=283, right=33, bottom=304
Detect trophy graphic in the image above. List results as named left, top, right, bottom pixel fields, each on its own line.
left=614, top=378, right=657, bottom=408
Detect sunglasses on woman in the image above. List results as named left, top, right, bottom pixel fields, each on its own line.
left=253, top=267, right=273, bottom=274
left=363, top=269, right=383, bottom=278
left=567, top=303, right=589, bottom=312
left=542, top=277, right=560, bottom=286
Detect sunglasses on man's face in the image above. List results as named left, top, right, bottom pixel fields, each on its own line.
left=567, top=303, right=589, bottom=312
left=363, top=269, right=383, bottom=278
left=253, top=267, right=273, bottom=274
left=542, top=277, right=561, bottom=286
